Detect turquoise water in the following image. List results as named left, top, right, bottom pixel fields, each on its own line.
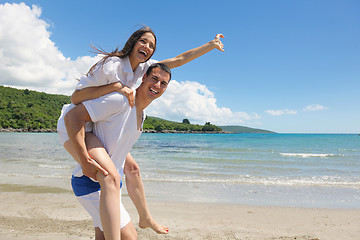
left=0, top=132, right=359, bottom=208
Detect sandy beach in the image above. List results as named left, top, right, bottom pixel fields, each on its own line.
left=0, top=191, right=359, bottom=240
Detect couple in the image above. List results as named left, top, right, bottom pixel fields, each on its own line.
left=57, top=26, right=224, bottom=240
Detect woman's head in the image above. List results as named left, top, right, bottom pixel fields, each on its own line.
left=122, top=26, right=157, bottom=61
left=88, top=26, right=157, bottom=75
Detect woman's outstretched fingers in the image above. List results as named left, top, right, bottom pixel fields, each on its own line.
left=214, top=34, right=225, bottom=51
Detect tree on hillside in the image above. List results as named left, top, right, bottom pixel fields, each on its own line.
left=202, top=122, right=221, bottom=132
left=182, top=118, right=190, bottom=124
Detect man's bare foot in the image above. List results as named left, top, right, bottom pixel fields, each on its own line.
left=139, top=217, right=169, bottom=234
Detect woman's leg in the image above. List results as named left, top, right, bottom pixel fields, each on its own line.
left=86, top=133, right=121, bottom=240
left=64, top=133, right=121, bottom=240
left=124, top=153, right=169, bottom=234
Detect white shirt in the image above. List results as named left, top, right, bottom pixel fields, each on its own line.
left=76, top=56, right=158, bottom=89
left=72, top=91, right=145, bottom=177
left=57, top=56, right=157, bottom=140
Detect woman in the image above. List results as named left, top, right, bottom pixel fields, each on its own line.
left=58, top=26, right=224, bottom=240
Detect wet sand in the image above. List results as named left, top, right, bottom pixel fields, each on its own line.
left=0, top=191, right=359, bottom=240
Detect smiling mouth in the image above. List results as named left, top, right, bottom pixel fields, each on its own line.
left=149, top=88, right=159, bottom=94
left=139, top=50, right=147, bottom=57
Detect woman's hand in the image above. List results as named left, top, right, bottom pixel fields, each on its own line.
left=159, top=33, right=225, bottom=69
left=115, top=83, right=134, bottom=107
left=211, top=34, right=225, bottom=52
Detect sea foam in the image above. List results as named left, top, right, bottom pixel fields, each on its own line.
left=280, top=153, right=335, bottom=158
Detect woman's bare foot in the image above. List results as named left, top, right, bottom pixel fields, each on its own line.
left=139, top=216, right=169, bottom=234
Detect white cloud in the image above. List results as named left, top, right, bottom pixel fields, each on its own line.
left=0, top=3, right=259, bottom=126
left=0, top=3, right=99, bottom=95
left=146, top=80, right=260, bottom=125
left=303, top=104, right=328, bottom=112
left=265, top=104, right=328, bottom=117
left=265, top=109, right=298, bottom=116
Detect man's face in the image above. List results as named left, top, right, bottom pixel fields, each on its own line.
left=141, top=67, right=170, bottom=101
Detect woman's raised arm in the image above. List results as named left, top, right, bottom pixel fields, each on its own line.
left=160, top=34, right=224, bottom=69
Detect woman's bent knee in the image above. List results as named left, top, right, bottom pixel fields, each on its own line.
left=99, top=171, right=121, bottom=190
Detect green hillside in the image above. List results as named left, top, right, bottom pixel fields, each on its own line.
left=0, top=86, right=274, bottom=134
left=219, top=125, right=275, bottom=134
left=0, top=86, right=70, bottom=131
left=143, top=117, right=222, bottom=132
left=0, top=86, right=222, bottom=133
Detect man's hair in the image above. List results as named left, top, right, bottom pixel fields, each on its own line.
left=146, top=63, right=172, bottom=80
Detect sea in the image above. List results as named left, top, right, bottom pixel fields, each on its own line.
left=0, top=132, right=359, bottom=209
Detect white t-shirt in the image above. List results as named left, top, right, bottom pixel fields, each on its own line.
left=72, top=91, right=145, bottom=177
left=76, top=56, right=158, bottom=90
left=57, top=56, right=157, bottom=144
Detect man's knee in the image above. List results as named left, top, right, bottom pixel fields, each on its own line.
left=124, top=163, right=140, bottom=176
left=121, top=222, right=137, bottom=240
left=94, top=227, right=105, bottom=240
left=122, top=231, right=137, bottom=240
left=124, top=155, right=140, bottom=176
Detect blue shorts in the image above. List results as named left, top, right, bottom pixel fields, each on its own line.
left=71, top=175, right=122, bottom=196
left=71, top=175, right=101, bottom=196
left=71, top=175, right=129, bottom=230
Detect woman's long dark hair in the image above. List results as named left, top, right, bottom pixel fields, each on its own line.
left=87, top=26, right=157, bottom=75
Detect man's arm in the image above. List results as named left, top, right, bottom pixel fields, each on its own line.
left=64, top=103, right=108, bottom=179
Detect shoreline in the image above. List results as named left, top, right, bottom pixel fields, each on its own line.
left=0, top=128, right=233, bottom=134
left=0, top=128, right=57, bottom=133
left=1, top=191, right=359, bottom=240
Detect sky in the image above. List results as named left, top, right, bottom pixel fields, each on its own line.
left=0, top=0, right=359, bottom=133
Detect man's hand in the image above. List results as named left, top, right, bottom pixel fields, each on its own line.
left=82, top=157, right=109, bottom=180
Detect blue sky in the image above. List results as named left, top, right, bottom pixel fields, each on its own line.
left=0, top=0, right=359, bottom=133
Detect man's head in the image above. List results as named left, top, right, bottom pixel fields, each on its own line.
left=137, top=63, right=171, bottom=105
left=145, top=62, right=171, bottom=80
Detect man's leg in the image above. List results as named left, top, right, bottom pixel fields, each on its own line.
left=95, top=227, right=105, bottom=240
left=94, top=200, right=137, bottom=240
left=96, top=222, right=137, bottom=240
left=121, top=221, right=137, bottom=240
left=124, top=153, right=169, bottom=234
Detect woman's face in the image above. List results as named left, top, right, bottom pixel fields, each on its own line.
left=131, top=32, right=156, bottom=63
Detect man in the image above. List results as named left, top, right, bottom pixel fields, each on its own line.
left=64, top=63, right=171, bottom=240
